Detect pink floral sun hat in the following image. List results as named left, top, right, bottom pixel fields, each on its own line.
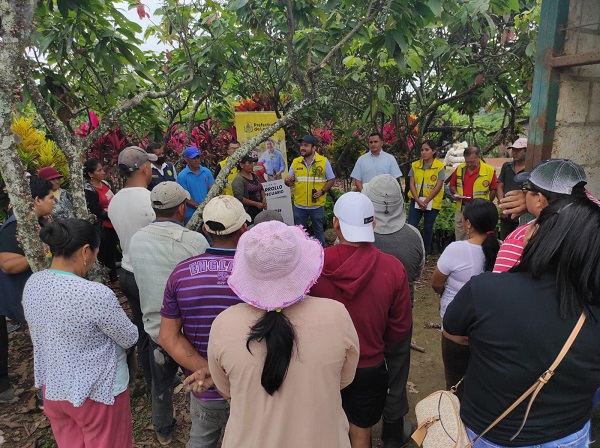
left=227, top=221, right=324, bottom=311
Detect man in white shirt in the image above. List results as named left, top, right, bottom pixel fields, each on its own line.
left=351, top=132, right=402, bottom=192
left=108, top=146, right=157, bottom=395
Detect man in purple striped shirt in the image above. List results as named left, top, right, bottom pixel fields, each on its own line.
left=158, top=195, right=250, bottom=448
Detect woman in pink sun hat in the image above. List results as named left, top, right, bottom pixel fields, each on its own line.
left=185, top=221, right=359, bottom=448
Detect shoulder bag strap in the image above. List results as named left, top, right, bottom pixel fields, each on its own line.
left=469, top=312, right=586, bottom=446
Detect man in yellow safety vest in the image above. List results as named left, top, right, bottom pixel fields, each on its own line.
left=448, top=146, right=498, bottom=241
left=285, top=135, right=335, bottom=246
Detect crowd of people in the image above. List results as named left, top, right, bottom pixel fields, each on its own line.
left=0, top=135, right=599, bottom=448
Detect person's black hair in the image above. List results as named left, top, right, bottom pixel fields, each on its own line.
left=514, top=197, right=600, bottom=319
left=83, top=159, right=101, bottom=179
left=146, top=142, right=162, bottom=153
left=228, top=139, right=240, bottom=148
left=463, top=146, right=481, bottom=157
left=369, top=131, right=383, bottom=140
left=154, top=205, right=180, bottom=218
left=422, top=139, right=438, bottom=153
left=529, top=181, right=587, bottom=205
left=462, top=198, right=500, bottom=271
left=40, top=218, right=100, bottom=258
left=29, top=175, right=52, bottom=200
left=246, top=311, right=296, bottom=395
left=118, top=164, right=136, bottom=177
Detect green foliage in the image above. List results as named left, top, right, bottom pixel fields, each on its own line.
left=324, top=188, right=344, bottom=230
left=21, top=0, right=539, bottom=182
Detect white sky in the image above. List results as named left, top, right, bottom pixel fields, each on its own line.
left=116, top=0, right=168, bottom=53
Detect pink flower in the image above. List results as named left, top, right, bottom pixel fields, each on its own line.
left=136, top=0, right=150, bottom=20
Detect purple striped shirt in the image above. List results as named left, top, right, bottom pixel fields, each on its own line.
left=161, top=247, right=242, bottom=401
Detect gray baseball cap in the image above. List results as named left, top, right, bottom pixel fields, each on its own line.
left=118, top=146, right=158, bottom=172
left=514, top=159, right=587, bottom=194
left=151, top=182, right=190, bottom=209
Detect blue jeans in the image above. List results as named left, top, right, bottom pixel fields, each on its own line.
left=293, top=205, right=325, bottom=246
left=188, top=396, right=229, bottom=448
left=148, top=338, right=179, bottom=437
left=466, top=421, right=590, bottom=448
left=407, top=200, right=440, bottom=253
left=593, top=388, right=600, bottom=406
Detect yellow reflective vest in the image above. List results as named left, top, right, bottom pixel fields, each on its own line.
left=454, top=161, right=495, bottom=211
left=291, top=153, right=329, bottom=207
left=218, top=157, right=238, bottom=196
left=407, top=158, right=445, bottom=210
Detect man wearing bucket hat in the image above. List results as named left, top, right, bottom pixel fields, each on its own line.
left=285, top=135, right=335, bottom=246
left=158, top=195, right=249, bottom=448
left=310, top=192, right=412, bottom=448
left=496, top=137, right=527, bottom=239
left=362, top=174, right=424, bottom=447
left=109, top=145, right=158, bottom=393
left=178, top=146, right=215, bottom=224
left=197, top=221, right=359, bottom=448
left=129, top=182, right=209, bottom=445
left=493, top=158, right=589, bottom=273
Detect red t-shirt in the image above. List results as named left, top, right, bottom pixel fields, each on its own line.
left=449, top=165, right=498, bottom=203
left=96, top=183, right=114, bottom=228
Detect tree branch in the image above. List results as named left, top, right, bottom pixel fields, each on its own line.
left=22, top=69, right=93, bottom=220
left=186, top=97, right=313, bottom=230
left=308, top=0, right=385, bottom=76
left=0, top=0, right=48, bottom=272
left=282, top=0, right=311, bottom=98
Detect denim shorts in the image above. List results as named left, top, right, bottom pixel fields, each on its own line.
left=466, top=421, right=590, bottom=448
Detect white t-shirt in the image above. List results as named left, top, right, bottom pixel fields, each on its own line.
left=108, top=187, right=155, bottom=272
left=437, top=240, right=485, bottom=320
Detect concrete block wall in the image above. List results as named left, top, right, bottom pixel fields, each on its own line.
left=552, top=0, right=600, bottom=197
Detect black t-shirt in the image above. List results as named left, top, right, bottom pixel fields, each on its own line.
left=443, top=271, right=600, bottom=445
left=0, top=218, right=33, bottom=321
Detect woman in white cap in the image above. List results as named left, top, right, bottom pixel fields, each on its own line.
left=186, top=221, right=359, bottom=448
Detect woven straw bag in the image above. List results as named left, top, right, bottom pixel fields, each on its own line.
left=412, top=390, right=470, bottom=447
left=412, top=313, right=586, bottom=448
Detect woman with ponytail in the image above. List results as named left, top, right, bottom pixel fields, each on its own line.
left=197, top=221, right=359, bottom=448
left=22, top=219, right=138, bottom=448
left=430, top=198, right=499, bottom=396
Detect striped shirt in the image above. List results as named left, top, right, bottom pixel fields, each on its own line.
left=492, top=223, right=531, bottom=273
left=493, top=191, right=599, bottom=274
left=161, top=247, right=242, bottom=401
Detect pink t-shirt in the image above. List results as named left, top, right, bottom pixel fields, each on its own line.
left=492, top=223, right=531, bottom=273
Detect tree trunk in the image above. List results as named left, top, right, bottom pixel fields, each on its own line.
left=186, top=98, right=313, bottom=231
left=0, top=0, right=48, bottom=271
left=23, top=73, right=91, bottom=220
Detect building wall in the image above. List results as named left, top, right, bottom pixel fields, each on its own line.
left=552, top=0, right=600, bottom=196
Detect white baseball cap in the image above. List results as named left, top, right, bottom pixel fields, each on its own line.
left=333, top=192, right=375, bottom=242
left=203, top=195, right=251, bottom=235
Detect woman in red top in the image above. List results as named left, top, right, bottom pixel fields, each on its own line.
left=84, top=159, right=119, bottom=282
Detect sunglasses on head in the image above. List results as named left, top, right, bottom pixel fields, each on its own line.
left=521, top=182, right=538, bottom=192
